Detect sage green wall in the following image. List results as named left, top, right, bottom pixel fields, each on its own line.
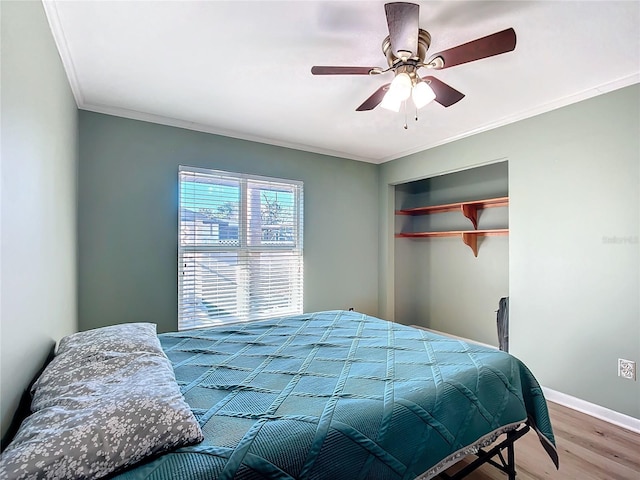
left=78, top=112, right=379, bottom=333
left=1, top=1, right=78, bottom=437
left=379, top=84, right=640, bottom=419
left=394, top=163, right=509, bottom=346
left=2, top=0, right=636, bottom=434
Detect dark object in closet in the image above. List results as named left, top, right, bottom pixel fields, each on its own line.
left=497, top=297, right=509, bottom=352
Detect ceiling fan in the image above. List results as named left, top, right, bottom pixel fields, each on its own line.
left=311, top=2, right=516, bottom=114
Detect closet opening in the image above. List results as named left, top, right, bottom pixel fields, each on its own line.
left=393, top=161, right=509, bottom=347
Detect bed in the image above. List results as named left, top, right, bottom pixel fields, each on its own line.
left=0, top=310, right=558, bottom=479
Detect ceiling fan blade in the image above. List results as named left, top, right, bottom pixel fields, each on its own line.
left=356, top=84, right=390, bottom=111
left=427, top=28, right=516, bottom=69
left=385, top=2, right=419, bottom=59
left=422, top=76, right=465, bottom=107
left=311, top=66, right=377, bottom=75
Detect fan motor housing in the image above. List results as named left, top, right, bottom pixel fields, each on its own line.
left=382, top=29, right=431, bottom=67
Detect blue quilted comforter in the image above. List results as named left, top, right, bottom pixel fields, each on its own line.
left=114, top=311, right=557, bottom=479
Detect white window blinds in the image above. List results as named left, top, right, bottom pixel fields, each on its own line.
left=178, top=166, right=303, bottom=330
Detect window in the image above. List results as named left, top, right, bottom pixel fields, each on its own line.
left=178, top=166, right=303, bottom=330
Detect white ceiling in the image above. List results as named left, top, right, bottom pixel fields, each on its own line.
left=44, top=1, right=640, bottom=164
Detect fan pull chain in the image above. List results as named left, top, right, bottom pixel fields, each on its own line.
left=403, top=101, right=408, bottom=129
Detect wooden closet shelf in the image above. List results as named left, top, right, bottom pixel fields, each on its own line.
left=397, top=196, right=508, bottom=230
left=395, top=229, right=509, bottom=239
left=395, top=196, right=509, bottom=256
left=395, top=229, right=509, bottom=257
left=395, top=196, right=508, bottom=216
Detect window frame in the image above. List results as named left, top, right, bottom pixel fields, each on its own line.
left=178, top=165, right=304, bottom=330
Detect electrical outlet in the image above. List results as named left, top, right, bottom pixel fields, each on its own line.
left=618, top=358, right=636, bottom=380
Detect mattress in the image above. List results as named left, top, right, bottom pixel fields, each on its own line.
left=113, top=310, right=557, bottom=479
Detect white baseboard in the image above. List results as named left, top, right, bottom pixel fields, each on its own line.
left=542, top=387, right=640, bottom=434
left=409, top=327, right=640, bottom=434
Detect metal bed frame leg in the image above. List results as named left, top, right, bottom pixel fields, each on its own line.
left=437, top=424, right=529, bottom=480
left=507, top=432, right=516, bottom=480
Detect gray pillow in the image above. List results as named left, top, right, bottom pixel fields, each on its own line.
left=0, top=323, right=204, bottom=480
left=55, top=322, right=164, bottom=357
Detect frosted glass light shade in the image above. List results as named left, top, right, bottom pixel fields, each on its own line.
left=412, top=81, right=436, bottom=109
left=380, top=91, right=402, bottom=112
left=389, top=73, right=412, bottom=101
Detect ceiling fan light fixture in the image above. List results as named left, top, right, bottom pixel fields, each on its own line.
left=412, top=81, right=436, bottom=109
left=389, top=72, right=412, bottom=101
left=311, top=3, right=517, bottom=116
left=380, top=91, right=402, bottom=112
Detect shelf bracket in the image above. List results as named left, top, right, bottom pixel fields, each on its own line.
left=461, top=204, right=479, bottom=230
left=462, top=232, right=479, bottom=257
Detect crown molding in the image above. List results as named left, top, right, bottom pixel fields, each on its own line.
left=79, top=102, right=374, bottom=164
left=380, top=73, right=640, bottom=163
left=43, top=0, right=639, bottom=165
left=42, top=0, right=85, bottom=106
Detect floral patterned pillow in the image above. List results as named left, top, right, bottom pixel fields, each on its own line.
left=0, top=323, right=204, bottom=480
left=55, top=322, right=164, bottom=357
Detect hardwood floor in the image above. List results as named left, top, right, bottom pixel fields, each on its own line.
left=441, top=401, right=640, bottom=480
